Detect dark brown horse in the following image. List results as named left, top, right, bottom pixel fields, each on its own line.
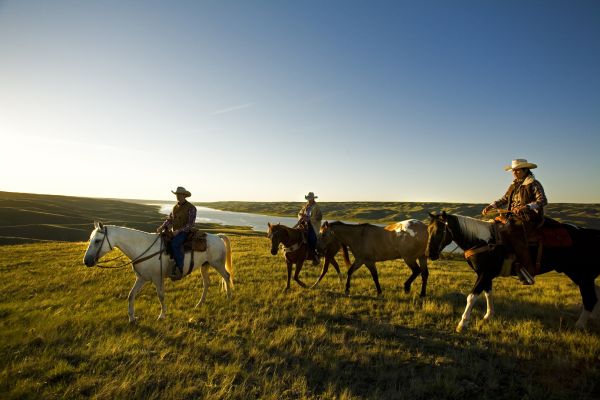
left=267, top=222, right=351, bottom=291
left=317, top=220, right=429, bottom=297
left=427, top=211, right=600, bottom=331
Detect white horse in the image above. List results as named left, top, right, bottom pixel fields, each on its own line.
left=83, top=222, right=234, bottom=323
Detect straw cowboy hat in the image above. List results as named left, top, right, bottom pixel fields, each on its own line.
left=171, top=186, right=191, bottom=197
left=504, top=159, right=538, bottom=171
left=304, top=192, right=318, bottom=200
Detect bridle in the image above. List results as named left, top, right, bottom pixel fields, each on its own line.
left=432, top=219, right=454, bottom=258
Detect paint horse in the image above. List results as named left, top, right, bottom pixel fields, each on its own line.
left=83, top=222, right=234, bottom=323
left=427, top=211, right=600, bottom=332
left=267, top=222, right=351, bottom=290
left=317, top=220, right=429, bottom=297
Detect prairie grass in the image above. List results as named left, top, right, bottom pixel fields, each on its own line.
left=0, top=237, right=598, bottom=399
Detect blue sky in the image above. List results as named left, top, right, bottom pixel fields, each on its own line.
left=1, top=1, right=599, bottom=202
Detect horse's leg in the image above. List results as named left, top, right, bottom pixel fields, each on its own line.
left=418, top=255, right=429, bottom=298
left=285, top=261, right=292, bottom=291
left=154, top=276, right=167, bottom=320
left=310, top=257, right=330, bottom=289
left=213, top=259, right=232, bottom=300
left=403, top=258, right=420, bottom=294
left=575, top=278, right=597, bottom=329
left=593, top=284, right=600, bottom=319
left=195, top=264, right=211, bottom=308
left=345, top=259, right=364, bottom=296
left=456, top=274, right=487, bottom=333
left=482, top=277, right=494, bottom=321
left=330, top=257, right=343, bottom=284
left=294, top=260, right=307, bottom=288
left=365, top=261, right=382, bottom=296
left=563, top=270, right=598, bottom=329
left=128, top=277, right=146, bottom=324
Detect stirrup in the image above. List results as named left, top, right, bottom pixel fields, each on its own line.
left=517, top=267, right=535, bottom=285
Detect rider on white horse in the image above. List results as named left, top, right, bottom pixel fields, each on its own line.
left=157, top=186, right=197, bottom=279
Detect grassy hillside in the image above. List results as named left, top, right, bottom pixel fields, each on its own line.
left=198, top=201, right=600, bottom=228
left=0, top=239, right=598, bottom=399
left=0, top=192, right=255, bottom=245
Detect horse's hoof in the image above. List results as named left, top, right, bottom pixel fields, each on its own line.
left=419, top=293, right=426, bottom=298
left=345, top=290, right=350, bottom=297
left=128, top=317, right=137, bottom=325
left=157, top=314, right=166, bottom=321
left=404, top=286, right=411, bottom=294
left=456, top=323, right=466, bottom=333
left=575, top=321, right=587, bottom=330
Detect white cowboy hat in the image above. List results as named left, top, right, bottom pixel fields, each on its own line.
left=504, top=159, right=538, bottom=171
left=304, top=192, right=318, bottom=200
left=171, top=186, right=191, bottom=197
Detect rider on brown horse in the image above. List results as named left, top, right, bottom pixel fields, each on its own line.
left=482, top=159, right=548, bottom=285
left=297, top=192, right=322, bottom=265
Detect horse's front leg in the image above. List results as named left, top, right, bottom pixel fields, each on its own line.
left=365, top=262, right=382, bottom=296
left=285, top=261, right=292, bottom=291
left=128, top=276, right=146, bottom=324
left=483, top=280, right=494, bottom=321
left=153, top=276, right=167, bottom=320
left=345, top=259, right=364, bottom=296
left=403, top=258, right=421, bottom=294
left=418, top=255, right=429, bottom=298
left=311, top=258, right=330, bottom=289
left=329, top=257, right=343, bottom=285
left=456, top=274, right=487, bottom=332
left=294, top=261, right=307, bottom=288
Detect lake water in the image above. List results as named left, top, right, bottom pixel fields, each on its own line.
left=150, top=204, right=299, bottom=232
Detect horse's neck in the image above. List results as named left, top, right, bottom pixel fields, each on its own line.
left=448, top=215, right=492, bottom=250
left=108, top=226, right=160, bottom=259
left=283, top=227, right=303, bottom=245
left=331, top=224, right=361, bottom=249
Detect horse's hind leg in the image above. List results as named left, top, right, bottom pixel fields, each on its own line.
left=284, top=261, right=292, bottom=291
left=195, top=264, right=211, bottom=308
left=128, top=277, right=146, bottom=324
left=294, top=261, right=307, bottom=288
left=330, top=258, right=343, bottom=284
left=575, top=279, right=597, bottom=329
left=365, top=262, right=382, bottom=296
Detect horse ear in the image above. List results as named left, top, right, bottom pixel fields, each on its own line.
left=428, top=212, right=436, bottom=220
left=267, top=222, right=271, bottom=228
left=324, top=221, right=329, bottom=228
left=94, top=221, right=99, bottom=229
left=98, top=221, right=104, bottom=230
left=441, top=211, right=447, bottom=221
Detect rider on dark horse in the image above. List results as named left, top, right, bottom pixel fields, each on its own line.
left=482, top=159, right=548, bottom=285
left=157, top=186, right=197, bottom=279
left=296, top=192, right=322, bottom=265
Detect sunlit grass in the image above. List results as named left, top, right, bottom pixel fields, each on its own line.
left=0, top=237, right=598, bottom=399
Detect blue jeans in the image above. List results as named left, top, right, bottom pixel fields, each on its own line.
left=171, top=231, right=187, bottom=269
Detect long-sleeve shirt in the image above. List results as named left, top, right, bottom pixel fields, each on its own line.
left=159, top=201, right=197, bottom=234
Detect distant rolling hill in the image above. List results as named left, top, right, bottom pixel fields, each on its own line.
left=197, top=201, right=600, bottom=229
left=0, top=191, right=253, bottom=245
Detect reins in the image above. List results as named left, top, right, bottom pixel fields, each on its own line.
left=95, top=227, right=163, bottom=269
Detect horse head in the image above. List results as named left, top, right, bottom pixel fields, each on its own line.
left=267, top=222, right=287, bottom=255
left=426, top=211, right=452, bottom=260
left=83, top=221, right=112, bottom=267
left=316, top=221, right=335, bottom=256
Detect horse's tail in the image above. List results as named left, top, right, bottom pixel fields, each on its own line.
left=218, top=234, right=234, bottom=290
left=341, top=244, right=351, bottom=268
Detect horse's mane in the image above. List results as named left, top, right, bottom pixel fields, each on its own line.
left=102, top=225, right=157, bottom=235
left=449, top=214, right=493, bottom=243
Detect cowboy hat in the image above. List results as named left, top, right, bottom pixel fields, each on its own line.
left=304, top=192, right=318, bottom=200
left=504, top=159, right=538, bottom=171
left=171, top=186, right=191, bottom=197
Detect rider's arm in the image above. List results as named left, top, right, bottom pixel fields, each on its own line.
left=527, top=181, right=548, bottom=211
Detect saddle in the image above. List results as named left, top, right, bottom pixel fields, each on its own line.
left=162, top=229, right=207, bottom=281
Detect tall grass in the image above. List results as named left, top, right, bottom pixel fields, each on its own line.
left=0, top=237, right=598, bottom=399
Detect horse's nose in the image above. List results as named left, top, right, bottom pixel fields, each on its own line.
left=271, top=249, right=278, bottom=256
left=83, top=256, right=95, bottom=267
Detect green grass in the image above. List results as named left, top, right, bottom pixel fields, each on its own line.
left=0, top=238, right=598, bottom=399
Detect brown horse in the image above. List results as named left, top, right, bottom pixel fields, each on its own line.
left=267, top=222, right=350, bottom=290
left=318, top=220, right=429, bottom=297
